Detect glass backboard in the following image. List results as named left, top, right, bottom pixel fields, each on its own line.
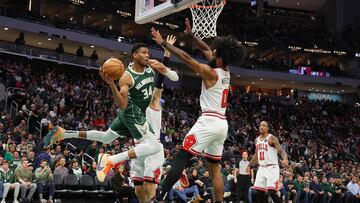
left=135, top=0, right=203, bottom=24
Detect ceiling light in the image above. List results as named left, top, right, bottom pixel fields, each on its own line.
left=251, top=82, right=255, bottom=84
left=316, top=89, right=319, bottom=92
left=47, top=38, right=51, bottom=41
left=260, top=78, right=263, bottom=81
left=37, top=42, right=42, bottom=45
left=341, top=90, right=344, bottom=92
left=90, top=45, right=95, bottom=48
left=4, top=27, right=8, bottom=30
left=308, top=89, right=311, bottom=91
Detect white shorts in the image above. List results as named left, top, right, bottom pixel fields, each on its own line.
left=130, top=107, right=164, bottom=184
left=130, top=143, right=164, bottom=184
left=253, top=165, right=280, bottom=191
left=182, top=113, right=228, bottom=161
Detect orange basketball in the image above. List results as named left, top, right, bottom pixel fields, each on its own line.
left=102, top=57, right=125, bottom=80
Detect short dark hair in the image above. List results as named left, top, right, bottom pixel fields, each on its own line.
left=131, top=43, right=148, bottom=55
left=214, top=35, right=246, bottom=66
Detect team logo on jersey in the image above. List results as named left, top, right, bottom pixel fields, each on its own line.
left=146, top=68, right=152, bottom=73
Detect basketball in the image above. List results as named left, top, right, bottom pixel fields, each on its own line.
left=102, top=58, right=125, bottom=80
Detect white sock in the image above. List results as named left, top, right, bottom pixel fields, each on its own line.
left=64, top=129, right=120, bottom=144
left=108, top=151, right=129, bottom=164
left=64, top=130, right=79, bottom=139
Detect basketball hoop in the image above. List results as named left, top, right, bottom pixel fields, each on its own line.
left=190, top=0, right=226, bottom=39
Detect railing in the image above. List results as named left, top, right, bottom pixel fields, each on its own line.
left=0, top=41, right=99, bottom=69
left=9, top=100, right=18, bottom=119
left=5, top=87, right=26, bottom=113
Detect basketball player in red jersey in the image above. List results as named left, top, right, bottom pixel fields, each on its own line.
left=151, top=26, right=246, bottom=203
left=248, top=121, right=289, bottom=203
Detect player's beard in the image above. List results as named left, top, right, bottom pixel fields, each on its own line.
left=208, top=58, right=217, bottom=68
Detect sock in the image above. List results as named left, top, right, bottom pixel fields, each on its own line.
left=108, top=151, right=129, bottom=164
left=256, top=190, right=266, bottom=203
left=64, top=130, right=79, bottom=139
left=158, top=149, right=193, bottom=198
left=39, top=193, right=43, bottom=200
left=268, top=189, right=281, bottom=203
left=64, top=129, right=120, bottom=144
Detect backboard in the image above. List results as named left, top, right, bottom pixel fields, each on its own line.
left=135, top=0, right=203, bottom=24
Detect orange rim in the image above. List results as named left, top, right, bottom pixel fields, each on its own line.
left=191, top=0, right=226, bottom=9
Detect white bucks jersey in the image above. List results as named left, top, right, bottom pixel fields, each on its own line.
left=200, top=68, right=230, bottom=115
left=256, top=134, right=278, bottom=166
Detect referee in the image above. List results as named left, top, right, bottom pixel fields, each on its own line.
left=235, top=150, right=254, bottom=203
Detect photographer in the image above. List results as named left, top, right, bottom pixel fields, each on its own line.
left=35, top=159, right=55, bottom=203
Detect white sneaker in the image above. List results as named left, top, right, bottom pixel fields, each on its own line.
left=223, top=191, right=231, bottom=198
left=13, top=200, right=19, bottom=203
left=1, top=199, right=6, bottom=203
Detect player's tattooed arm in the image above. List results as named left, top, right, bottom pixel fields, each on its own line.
left=184, top=18, right=213, bottom=61
left=269, top=135, right=289, bottom=168
left=151, top=27, right=216, bottom=82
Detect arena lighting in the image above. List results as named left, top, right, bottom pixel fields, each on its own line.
left=260, top=78, right=263, bottom=81
left=288, top=46, right=302, bottom=51
left=251, top=81, right=255, bottom=84
left=304, top=48, right=331, bottom=54
left=355, top=53, right=360, bottom=58
left=47, top=38, right=51, bottom=41
left=333, top=50, right=346, bottom=55
left=37, top=42, right=42, bottom=45
left=4, top=27, right=8, bottom=30
left=70, top=0, right=85, bottom=5
left=90, top=45, right=95, bottom=48
left=244, top=41, right=258, bottom=46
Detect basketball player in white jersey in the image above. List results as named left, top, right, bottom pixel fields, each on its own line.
left=248, top=121, right=288, bottom=203
left=151, top=26, right=246, bottom=203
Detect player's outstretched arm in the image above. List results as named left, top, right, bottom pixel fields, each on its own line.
left=149, top=59, right=178, bottom=81
left=151, top=28, right=216, bottom=82
left=184, top=18, right=213, bottom=61
left=99, top=69, right=132, bottom=110
left=269, top=135, right=289, bottom=168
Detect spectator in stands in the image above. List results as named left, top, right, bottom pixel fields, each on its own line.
left=16, top=139, right=28, bottom=153
left=111, top=164, right=135, bottom=202
left=90, top=50, right=98, bottom=61
left=321, top=176, right=332, bottom=203
left=12, top=111, right=24, bottom=127
left=4, top=144, right=16, bottom=164
left=14, top=32, right=25, bottom=46
left=0, top=160, right=20, bottom=203
left=35, top=147, right=51, bottom=169
left=54, top=158, right=68, bottom=181
left=345, top=176, right=360, bottom=203
left=330, top=177, right=343, bottom=202
left=35, top=159, right=55, bottom=203
left=15, top=160, right=37, bottom=203
left=68, top=158, right=83, bottom=179
left=76, top=45, right=84, bottom=57
left=55, top=43, right=64, bottom=54
left=294, top=175, right=309, bottom=203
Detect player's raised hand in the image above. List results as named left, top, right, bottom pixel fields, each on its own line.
left=151, top=27, right=164, bottom=45
left=99, top=68, right=114, bottom=85
left=164, top=35, right=177, bottom=57
left=184, top=18, right=192, bottom=35
left=166, top=35, right=177, bottom=45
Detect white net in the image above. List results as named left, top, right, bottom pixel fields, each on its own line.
left=190, top=0, right=226, bottom=39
